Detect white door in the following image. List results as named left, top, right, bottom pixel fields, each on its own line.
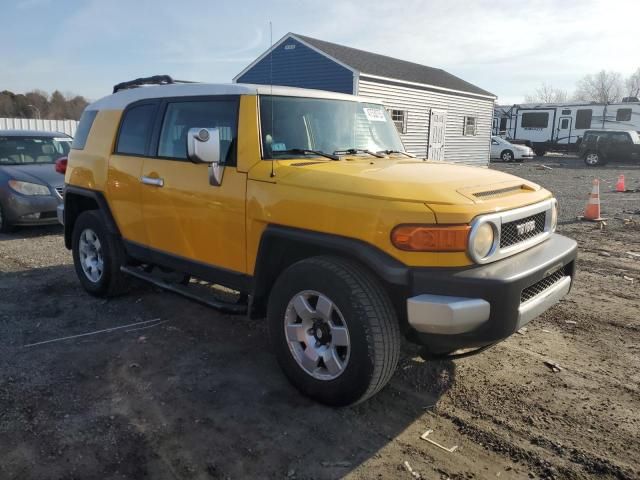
left=428, top=109, right=447, bottom=160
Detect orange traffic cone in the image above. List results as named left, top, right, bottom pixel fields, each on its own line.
left=616, top=174, right=626, bottom=192
left=583, top=179, right=605, bottom=221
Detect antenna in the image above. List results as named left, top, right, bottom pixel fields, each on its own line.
left=269, top=21, right=275, bottom=178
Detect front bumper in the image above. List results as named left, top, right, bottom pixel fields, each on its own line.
left=406, top=233, right=577, bottom=354
left=1, top=190, right=61, bottom=226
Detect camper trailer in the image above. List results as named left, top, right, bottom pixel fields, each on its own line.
left=493, top=99, right=640, bottom=155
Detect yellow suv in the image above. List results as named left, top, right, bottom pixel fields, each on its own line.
left=59, top=75, right=577, bottom=406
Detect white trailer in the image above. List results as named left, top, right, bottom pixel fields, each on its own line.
left=493, top=100, right=640, bottom=155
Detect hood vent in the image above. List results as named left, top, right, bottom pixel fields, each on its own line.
left=473, top=185, right=530, bottom=200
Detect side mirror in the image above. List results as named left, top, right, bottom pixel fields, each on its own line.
left=187, top=127, right=224, bottom=186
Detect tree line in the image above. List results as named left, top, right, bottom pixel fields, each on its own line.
left=524, top=67, right=640, bottom=104
left=0, top=89, right=89, bottom=120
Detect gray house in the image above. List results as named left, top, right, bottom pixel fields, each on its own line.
left=234, top=33, right=496, bottom=165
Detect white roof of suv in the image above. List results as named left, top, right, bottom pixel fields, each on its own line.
left=88, top=83, right=380, bottom=111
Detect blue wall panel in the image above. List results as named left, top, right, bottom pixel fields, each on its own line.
left=237, top=38, right=354, bottom=94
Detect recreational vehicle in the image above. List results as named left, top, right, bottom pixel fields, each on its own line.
left=493, top=99, right=640, bottom=155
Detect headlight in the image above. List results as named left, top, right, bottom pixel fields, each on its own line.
left=470, top=222, right=495, bottom=260
left=8, top=180, right=51, bottom=196
left=550, top=200, right=558, bottom=232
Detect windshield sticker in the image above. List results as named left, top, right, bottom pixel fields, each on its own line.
left=363, top=108, right=387, bottom=122
left=271, top=142, right=287, bottom=152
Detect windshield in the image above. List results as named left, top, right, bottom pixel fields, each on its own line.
left=259, top=95, right=405, bottom=158
left=0, top=136, right=71, bottom=165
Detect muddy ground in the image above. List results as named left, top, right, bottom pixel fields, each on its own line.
left=0, top=156, right=639, bottom=480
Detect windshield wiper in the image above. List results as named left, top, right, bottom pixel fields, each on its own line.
left=333, top=148, right=384, bottom=158
left=274, top=148, right=339, bottom=160
left=377, top=149, right=416, bottom=158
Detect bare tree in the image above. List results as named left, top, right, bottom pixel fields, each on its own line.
left=573, top=70, right=624, bottom=103
left=524, top=83, right=568, bottom=104
left=626, top=68, right=640, bottom=99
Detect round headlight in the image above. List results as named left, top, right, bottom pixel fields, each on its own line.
left=550, top=200, right=558, bottom=232
left=471, top=222, right=495, bottom=259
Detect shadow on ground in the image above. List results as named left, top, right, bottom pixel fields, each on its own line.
left=0, top=264, right=455, bottom=479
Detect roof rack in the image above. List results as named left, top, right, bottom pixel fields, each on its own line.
left=112, top=75, right=196, bottom=93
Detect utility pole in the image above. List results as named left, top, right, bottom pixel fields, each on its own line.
left=27, top=104, right=41, bottom=119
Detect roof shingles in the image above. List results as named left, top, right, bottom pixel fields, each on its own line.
left=293, top=33, right=494, bottom=98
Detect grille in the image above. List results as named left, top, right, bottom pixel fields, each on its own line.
left=500, top=211, right=546, bottom=248
left=521, top=267, right=566, bottom=303
left=473, top=185, right=524, bottom=199
left=55, top=186, right=64, bottom=198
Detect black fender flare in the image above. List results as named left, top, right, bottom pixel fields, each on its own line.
left=63, top=186, right=120, bottom=249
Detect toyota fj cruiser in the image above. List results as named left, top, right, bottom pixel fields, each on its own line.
left=59, top=76, right=577, bottom=406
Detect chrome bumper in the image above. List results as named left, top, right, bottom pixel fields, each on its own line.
left=57, top=203, right=64, bottom=226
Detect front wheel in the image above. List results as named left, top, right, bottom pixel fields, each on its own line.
left=72, top=210, right=130, bottom=296
left=584, top=152, right=602, bottom=166
left=268, top=256, right=401, bottom=406
left=500, top=149, right=514, bottom=162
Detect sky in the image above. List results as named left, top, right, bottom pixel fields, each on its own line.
left=2, top=0, right=637, bottom=104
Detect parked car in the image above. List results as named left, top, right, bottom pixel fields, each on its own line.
left=490, top=136, right=535, bottom=162
left=59, top=76, right=577, bottom=406
left=0, top=130, right=71, bottom=232
left=578, top=129, right=640, bottom=166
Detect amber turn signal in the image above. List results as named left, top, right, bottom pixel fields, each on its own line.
left=391, top=225, right=470, bottom=252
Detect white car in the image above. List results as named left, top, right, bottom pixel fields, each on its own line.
left=491, top=136, right=536, bottom=162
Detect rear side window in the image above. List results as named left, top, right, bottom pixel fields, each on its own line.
left=158, top=99, right=238, bottom=164
left=71, top=110, right=98, bottom=150
left=116, top=104, right=156, bottom=155
left=575, top=109, right=592, bottom=129
left=521, top=112, right=549, bottom=128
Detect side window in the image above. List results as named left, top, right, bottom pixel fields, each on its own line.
left=610, top=133, right=631, bottom=144
left=521, top=112, right=548, bottom=128
left=116, top=104, right=156, bottom=155
left=491, top=139, right=500, bottom=145
left=616, top=108, right=632, bottom=122
left=463, top=116, right=477, bottom=136
left=158, top=99, right=238, bottom=164
left=575, top=109, right=592, bottom=129
left=71, top=110, right=98, bottom=150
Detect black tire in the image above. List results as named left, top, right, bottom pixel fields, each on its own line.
left=500, top=149, right=514, bottom=162
left=0, top=202, right=16, bottom=233
left=268, top=256, right=401, bottom=406
left=72, top=210, right=130, bottom=297
left=534, top=149, right=546, bottom=157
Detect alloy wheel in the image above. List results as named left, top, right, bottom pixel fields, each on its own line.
left=78, top=228, right=104, bottom=283
left=284, top=290, right=350, bottom=380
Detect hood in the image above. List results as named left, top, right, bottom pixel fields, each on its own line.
left=271, top=158, right=548, bottom=208
left=0, top=163, right=64, bottom=189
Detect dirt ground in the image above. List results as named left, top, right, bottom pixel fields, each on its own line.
left=0, top=156, right=639, bottom=480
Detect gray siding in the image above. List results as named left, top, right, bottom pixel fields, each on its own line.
left=236, top=38, right=354, bottom=95
left=357, top=78, right=494, bottom=166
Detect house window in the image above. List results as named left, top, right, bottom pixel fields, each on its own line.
left=521, top=112, right=549, bottom=128
left=463, top=116, right=477, bottom=136
left=499, top=117, right=507, bottom=132
left=560, top=118, right=569, bottom=129
left=389, top=109, right=407, bottom=134
left=616, top=108, right=632, bottom=122
left=561, top=109, right=571, bottom=115
left=575, top=109, right=592, bottom=129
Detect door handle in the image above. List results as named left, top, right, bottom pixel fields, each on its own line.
left=141, top=176, right=164, bottom=187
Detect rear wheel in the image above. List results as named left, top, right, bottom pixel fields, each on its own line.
left=268, top=256, right=400, bottom=406
left=500, top=150, right=514, bottom=162
left=72, top=210, right=130, bottom=296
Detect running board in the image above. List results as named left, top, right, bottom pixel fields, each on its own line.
left=120, top=266, right=248, bottom=314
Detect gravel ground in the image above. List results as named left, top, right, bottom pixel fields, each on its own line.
left=0, top=156, right=639, bottom=480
